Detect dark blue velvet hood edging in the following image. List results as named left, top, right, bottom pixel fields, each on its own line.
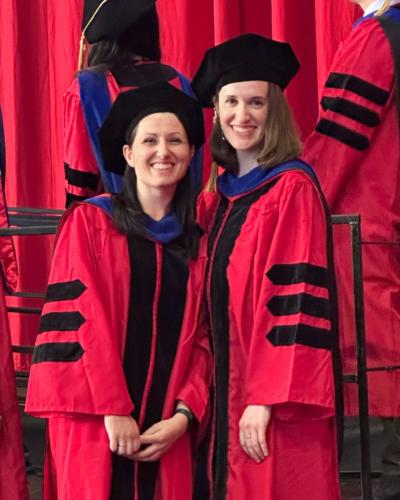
left=85, top=195, right=182, bottom=244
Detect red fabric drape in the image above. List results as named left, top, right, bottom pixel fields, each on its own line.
left=0, top=1, right=360, bottom=356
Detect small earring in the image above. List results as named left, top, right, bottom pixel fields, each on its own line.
left=221, top=133, right=226, bottom=142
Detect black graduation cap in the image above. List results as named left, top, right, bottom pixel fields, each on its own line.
left=99, top=82, right=205, bottom=174
left=192, top=33, right=300, bottom=107
left=83, top=0, right=156, bottom=44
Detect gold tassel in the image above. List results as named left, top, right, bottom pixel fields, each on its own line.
left=77, top=33, right=87, bottom=71
left=77, top=0, right=110, bottom=70
left=376, top=0, right=391, bottom=16
left=205, top=161, right=219, bottom=192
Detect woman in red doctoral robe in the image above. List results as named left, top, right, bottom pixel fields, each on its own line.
left=64, top=0, right=198, bottom=206
left=191, top=34, right=342, bottom=500
left=26, top=82, right=210, bottom=500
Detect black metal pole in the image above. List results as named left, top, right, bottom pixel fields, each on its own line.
left=351, top=216, right=372, bottom=500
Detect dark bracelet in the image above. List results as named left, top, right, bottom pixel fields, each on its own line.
left=174, top=408, right=194, bottom=426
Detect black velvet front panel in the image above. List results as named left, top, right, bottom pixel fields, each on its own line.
left=138, top=238, right=189, bottom=499
left=208, top=182, right=277, bottom=500
left=110, top=235, right=189, bottom=500
left=110, top=236, right=157, bottom=500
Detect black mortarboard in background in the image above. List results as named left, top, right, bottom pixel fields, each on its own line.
left=82, top=0, right=160, bottom=60
left=99, top=82, right=205, bottom=174
left=192, top=33, right=300, bottom=107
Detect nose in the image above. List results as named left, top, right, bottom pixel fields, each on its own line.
left=157, top=139, right=170, bottom=158
left=235, top=102, right=250, bottom=123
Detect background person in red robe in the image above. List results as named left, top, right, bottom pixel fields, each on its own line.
left=26, top=82, right=210, bottom=500
left=0, top=106, right=28, bottom=500
left=64, top=0, right=199, bottom=207
left=192, top=34, right=341, bottom=500
left=303, top=1, right=400, bottom=498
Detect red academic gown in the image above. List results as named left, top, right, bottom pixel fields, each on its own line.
left=64, top=63, right=191, bottom=205
left=25, top=200, right=211, bottom=500
left=303, top=7, right=400, bottom=416
left=196, top=162, right=341, bottom=500
left=0, top=182, right=28, bottom=500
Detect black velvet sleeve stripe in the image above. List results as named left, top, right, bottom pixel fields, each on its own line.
left=325, top=72, right=390, bottom=106
left=321, top=96, right=380, bottom=127
left=266, top=263, right=328, bottom=288
left=316, top=118, right=369, bottom=150
left=39, top=311, right=86, bottom=333
left=66, top=192, right=87, bottom=208
left=266, top=324, right=332, bottom=350
left=32, top=342, right=84, bottom=363
left=46, top=280, right=87, bottom=302
left=267, top=293, right=330, bottom=320
left=64, top=163, right=100, bottom=190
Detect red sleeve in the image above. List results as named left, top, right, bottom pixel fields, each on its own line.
left=245, top=177, right=336, bottom=420
left=176, top=302, right=212, bottom=423
left=25, top=204, right=133, bottom=417
left=303, top=18, right=395, bottom=204
left=63, top=80, right=103, bottom=206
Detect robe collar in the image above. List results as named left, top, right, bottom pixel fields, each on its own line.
left=217, top=159, right=318, bottom=198
left=143, top=213, right=183, bottom=244
left=84, top=194, right=183, bottom=244
left=354, top=0, right=400, bottom=26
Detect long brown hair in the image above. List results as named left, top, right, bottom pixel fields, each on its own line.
left=376, top=0, right=391, bottom=16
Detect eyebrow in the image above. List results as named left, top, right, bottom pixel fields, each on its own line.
left=140, top=131, right=184, bottom=136
left=223, top=94, right=267, bottom=100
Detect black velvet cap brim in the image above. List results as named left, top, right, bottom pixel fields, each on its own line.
left=83, top=0, right=156, bottom=43
left=192, top=33, right=300, bottom=107
left=98, top=82, right=205, bottom=174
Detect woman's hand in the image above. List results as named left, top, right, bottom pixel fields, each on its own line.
left=131, top=413, right=188, bottom=462
left=239, top=405, right=272, bottom=463
left=104, top=415, right=141, bottom=457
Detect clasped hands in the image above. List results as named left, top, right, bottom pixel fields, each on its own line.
left=104, top=412, right=189, bottom=462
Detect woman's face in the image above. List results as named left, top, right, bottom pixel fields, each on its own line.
left=123, top=112, right=194, bottom=191
left=216, top=80, right=269, bottom=153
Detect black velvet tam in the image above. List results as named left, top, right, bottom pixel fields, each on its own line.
left=192, top=33, right=300, bottom=107
left=83, top=0, right=156, bottom=43
left=99, top=82, right=205, bottom=174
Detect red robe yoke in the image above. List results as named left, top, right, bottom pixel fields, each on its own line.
left=197, top=165, right=341, bottom=500
left=303, top=8, right=400, bottom=416
left=26, top=201, right=211, bottom=500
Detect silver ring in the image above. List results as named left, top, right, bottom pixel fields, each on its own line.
left=246, top=434, right=251, bottom=439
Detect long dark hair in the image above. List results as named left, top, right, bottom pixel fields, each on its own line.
left=87, top=40, right=139, bottom=72
left=111, top=128, right=199, bottom=258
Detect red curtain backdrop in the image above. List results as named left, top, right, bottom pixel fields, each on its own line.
left=0, top=0, right=361, bottom=357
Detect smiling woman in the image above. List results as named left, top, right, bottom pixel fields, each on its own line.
left=192, top=34, right=342, bottom=500
left=123, top=113, right=194, bottom=197
left=25, top=81, right=210, bottom=500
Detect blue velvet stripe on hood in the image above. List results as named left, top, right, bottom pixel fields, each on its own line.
left=217, top=159, right=318, bottom=198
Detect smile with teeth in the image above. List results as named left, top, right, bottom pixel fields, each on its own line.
left=231, top=125, right=257, bottom=135
left=151, top=162, right=174, bottom=170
